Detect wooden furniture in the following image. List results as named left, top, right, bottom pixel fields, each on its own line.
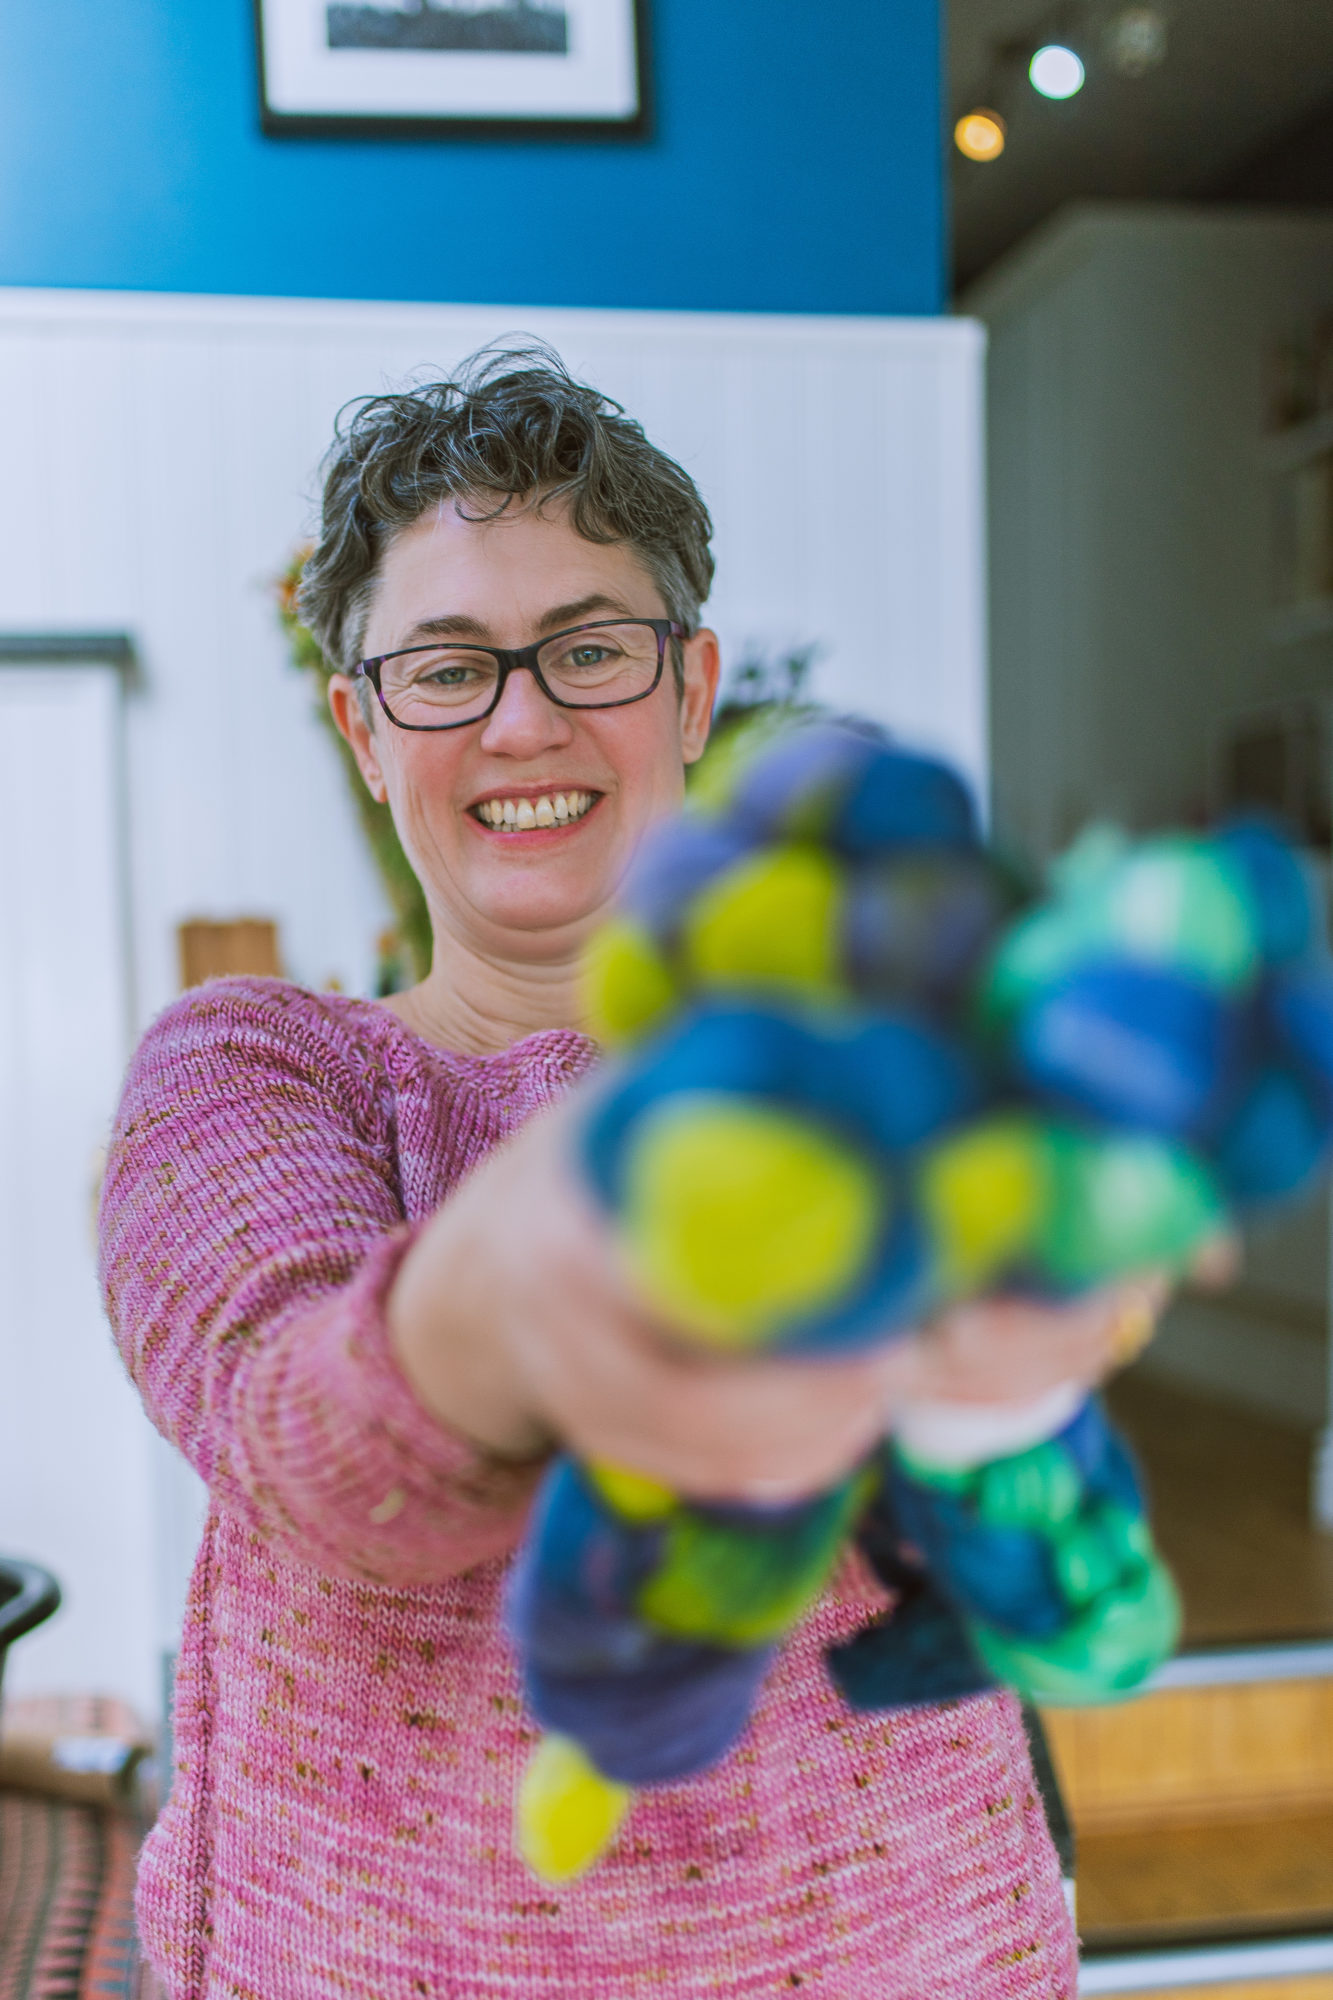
left=177, top=918, right=282, bottom=989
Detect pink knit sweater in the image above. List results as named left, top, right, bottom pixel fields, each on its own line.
left=100, top=976, right=1077, bottom=2000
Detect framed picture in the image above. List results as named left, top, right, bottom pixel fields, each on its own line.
left=255, top=0, right=650, bottom=138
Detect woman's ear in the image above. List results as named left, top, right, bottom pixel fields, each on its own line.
left=679, top=629, right=721, bottom=766
left=328, top=676, right=388, bottom=803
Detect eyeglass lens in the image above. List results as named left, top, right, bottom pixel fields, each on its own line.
left=377, top=622, right=662, bottom=725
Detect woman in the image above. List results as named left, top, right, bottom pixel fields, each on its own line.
left=103, top=348, right=1133, bottom=1998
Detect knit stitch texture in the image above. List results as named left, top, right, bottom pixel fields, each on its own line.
left=100, top=977, right=1078, bottom=1999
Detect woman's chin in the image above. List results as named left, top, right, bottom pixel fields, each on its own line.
left=462, top=863, right=618, bottom=945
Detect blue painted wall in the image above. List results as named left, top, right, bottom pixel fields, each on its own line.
left=0, top=3, right=944, bottom=314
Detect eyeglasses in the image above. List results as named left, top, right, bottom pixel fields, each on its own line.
left=354, top=617, right=684, bottom=731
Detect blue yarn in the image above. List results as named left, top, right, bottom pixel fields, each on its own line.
left=1216, top=820, right=1315, bottom=965
left=880, top=1401, right=1152, bottom=1645
left=526, top=721, right=1333, bottom=1818
left=525, top=1640, right=775, bottom=1784
left=886, top=1476, right=1070, bottom=1640
left=835, top=750, right=981, bottom=858
left=1013, top=962, right=1234, bottom=1136
left=1213, top=1064, right=1330, bottom=1204
left=831, top=1013, right=983, bottom=1154
left=723, top=722, right=886, bottom=847
left=511, top=1557, right=669, bottom=1679
left=1054, top=1399, right=1145, bottom=1517
left=767, top=1196, right=929, bottom=1354
left=621, top=818, right=757, bottom=942
left=843, top=854, right=1019, bottom=1018
left=508, top=1461, right=665, bottom=1677
left=1273, top=968, right=1333, bottom=1106
left=582, top=1008, right=810, bottom=1209
left=827, top=1584, right=995, bottom=1711
left=584, top=1004, right=984, bottom=1227
left=723, top=724, right=979, bottom=858
left=834, top=1491, right=997, bottom=1710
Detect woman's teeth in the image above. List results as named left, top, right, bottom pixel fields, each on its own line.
left=474, top=791, right=597, bottom=831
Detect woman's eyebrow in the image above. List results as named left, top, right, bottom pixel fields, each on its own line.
left=535, top=593, right=636, bottom=632
left=401, top=595, right=639, bottom=646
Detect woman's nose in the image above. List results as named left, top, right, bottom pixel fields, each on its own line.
left=478, top=665, right=575, bottom=756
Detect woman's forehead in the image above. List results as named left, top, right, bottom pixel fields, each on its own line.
left=369, top=503, right=662, bottom=647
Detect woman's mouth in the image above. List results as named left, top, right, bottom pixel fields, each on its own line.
left=470, top=789, right=601, bottom=832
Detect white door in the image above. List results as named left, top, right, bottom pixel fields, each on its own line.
left=0, top=660, right=159, bottom=1719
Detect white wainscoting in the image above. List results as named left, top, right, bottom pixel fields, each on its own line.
left=0, top=660, right=159, bottom=1718
left=0, top=288, right=986, bottom=1717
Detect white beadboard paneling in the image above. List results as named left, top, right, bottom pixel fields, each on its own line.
left=0, top=663, right=158, bottom=1718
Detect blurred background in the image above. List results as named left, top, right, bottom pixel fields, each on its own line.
left=0, top=2, right=1331, bottom=1991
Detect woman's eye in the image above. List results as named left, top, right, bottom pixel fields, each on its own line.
left=423, top=661, right=480, bottom=686
left=566, top=645, right=614, bottom=669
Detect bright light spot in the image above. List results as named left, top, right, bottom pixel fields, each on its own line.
left=1029, top=44, right=1086, bottom=99
left=955, top=110, right=1007, bottom=162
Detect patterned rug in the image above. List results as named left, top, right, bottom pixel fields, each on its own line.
left=0, top=1791, right=159, bottom=1999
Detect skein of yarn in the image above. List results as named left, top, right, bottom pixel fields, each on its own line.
left=507, top=717, right=1333, bottom=1883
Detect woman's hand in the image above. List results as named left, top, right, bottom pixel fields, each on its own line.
left=391, top=1099, right=914, bottom=1501
left=890, top=1274, right=1171, bottom=1413
left=389, top=1099, right=1180, bottom=1504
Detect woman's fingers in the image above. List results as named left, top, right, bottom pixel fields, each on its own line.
left=503, top=1222, right=900, bottom=1499
left=900, top=1274, right=1171, bottom=1409
left=1188, top=1231, right=1242, bottom=1290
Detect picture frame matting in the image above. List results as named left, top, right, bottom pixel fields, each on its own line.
left=255, top=0, right=651, bottom=139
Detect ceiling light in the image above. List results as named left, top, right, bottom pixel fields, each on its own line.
left=1029, top=44, right=1086, bottom=99
left=1107, top=6, right=1167, bottom=77
left=955, top=109, right=1007, bottom=162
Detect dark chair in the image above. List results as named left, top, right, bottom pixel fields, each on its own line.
left=0, top=1557, right=61, bottom=1698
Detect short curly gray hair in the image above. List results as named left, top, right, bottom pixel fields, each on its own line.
left=297, top=342, right=716, bottom=696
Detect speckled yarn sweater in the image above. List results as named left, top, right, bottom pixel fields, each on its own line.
left=100, top=976, right=1077, bottom=2000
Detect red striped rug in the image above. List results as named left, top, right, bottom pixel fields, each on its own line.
left=0, top=1791, right=160, bottom=1999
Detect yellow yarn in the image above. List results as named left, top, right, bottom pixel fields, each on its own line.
left=587, top=1460, right=678, bottom=1523
left=622, top=1096, right=883, bottom=1348
left=517, top=1734, right=633, bottom=1884
left=919, top=1120, right=1048, bottom=1292
left=581, top=918, right=678, bottom=1047
left=683, top=846, right=842, bottom=997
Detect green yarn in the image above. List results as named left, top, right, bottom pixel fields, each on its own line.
left=970, top=1544, right=1181, bottom=1705
left=1036, top=1126, right=1225, bottom=1288
left=981, top=835, right=1260, bottom=1035
left=638, top=1473, right=871, bottom=1647
left=1094, top=840, right=1258, bottom=988
left=973, top=1440, right=1084, bottom=1533
left=975, top=906, right=1087, bottom=1034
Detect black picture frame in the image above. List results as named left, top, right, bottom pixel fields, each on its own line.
left=255, top=0, right=652, bottom=140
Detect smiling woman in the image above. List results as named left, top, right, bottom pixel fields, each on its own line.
left=321, top=465, right=717, bottom=1044
left=99, top=343, right=1088, bottom=2000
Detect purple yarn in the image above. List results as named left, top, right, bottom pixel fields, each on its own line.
left=524, top=1638, right=776, bottom=1785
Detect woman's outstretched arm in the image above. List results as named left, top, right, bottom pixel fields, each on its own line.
left=99, top=977, right=548, bottom=1587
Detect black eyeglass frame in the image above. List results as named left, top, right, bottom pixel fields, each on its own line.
left=353, top=617, right=685, bottom=732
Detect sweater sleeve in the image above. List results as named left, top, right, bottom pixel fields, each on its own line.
left=99, top=978, right=546, bottom=1586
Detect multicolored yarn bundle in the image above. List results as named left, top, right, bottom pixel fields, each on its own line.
left=507, top=717, right=1333, bottom=1883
